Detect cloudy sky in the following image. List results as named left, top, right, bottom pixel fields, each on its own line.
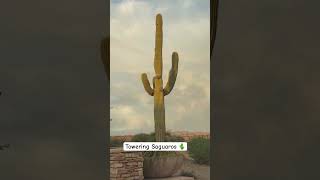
left=110, top=0, right=210, bottom=135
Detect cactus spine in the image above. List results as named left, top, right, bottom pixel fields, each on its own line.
left=141, top=14, right=179, bottom=142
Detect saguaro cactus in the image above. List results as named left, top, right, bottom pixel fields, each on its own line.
left=141, top=14, right=179, bottom=142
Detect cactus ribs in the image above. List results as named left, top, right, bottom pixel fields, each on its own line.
left=141, top=14, right=179, bottom=142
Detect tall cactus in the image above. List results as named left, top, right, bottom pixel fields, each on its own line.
left=141, top=14, right=179, bottom=142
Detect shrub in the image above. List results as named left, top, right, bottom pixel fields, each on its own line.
left=131, top=133, right=155, bottom=142
left=131, top=132, right=184, bottom=142
left=110, top=138, right=124, bottom=147
left=188, top=137, right=210, bottom=165
left=165, top=132, right=184, bottom=142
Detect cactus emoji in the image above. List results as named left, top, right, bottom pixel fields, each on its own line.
left=141, top=14, right=179, bottom=142
left=180, top=143, right=184, bottom=150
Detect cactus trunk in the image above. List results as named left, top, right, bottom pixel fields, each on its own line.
left=153, top=14, right=165, bottom=142
left=141, top=14, right=179, bottom=142
left=154, top=77, right=165, bottom=142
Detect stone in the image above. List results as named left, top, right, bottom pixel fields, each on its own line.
left=121, top=174, right=130, bottom=178
left=127, top=162, right=138, bottom=166
left=145, top=176, right=194, bottom=180
left=110, top=168, right=117, bottom=175
left=134, top=176, right=144, bottom=180
left=144, top=155, right=184, bottom=178
left=109, top=149, right=144, bottom=180
left=110, top=162, right=123, bottom=168
left=118, top=169, right=128, bottom=174
left=110, top=156, right=125, bottom=161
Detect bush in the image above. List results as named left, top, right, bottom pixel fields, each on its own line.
left=131, top=132, right=184, bottom=142
left=188, top=137, right=210, bottom=165
left=165, top=133, right=185, bottom=142
left=110, top=138, right=124, bottom=147
left=131, top=133, right=155, bottom=142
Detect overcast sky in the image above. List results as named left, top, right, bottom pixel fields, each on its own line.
left=110, top=0, right=210, bottom=135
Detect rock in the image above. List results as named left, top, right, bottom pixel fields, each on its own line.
left=145, top=176, right=194, bottom=180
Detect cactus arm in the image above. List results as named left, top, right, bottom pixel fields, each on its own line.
left=100, top=37, right=110, bottom=80
left=154, top=14, right=163, bottom=77
left=163, top=52, right=179, bottom=96
left=141, top=73, right=154, bottom=96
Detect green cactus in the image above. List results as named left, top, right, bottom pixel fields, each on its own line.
left=141, top=14, right=179, bottom=142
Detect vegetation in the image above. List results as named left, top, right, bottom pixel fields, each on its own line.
left=188, top=137, right=210, bottom=165
left=110, top=137, right=124, bottom=147
left=131, top=133, right=155, bottom=142
left=164, top=132, right=184, bottom=142
left=131, top=132, right=184, bottom=142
